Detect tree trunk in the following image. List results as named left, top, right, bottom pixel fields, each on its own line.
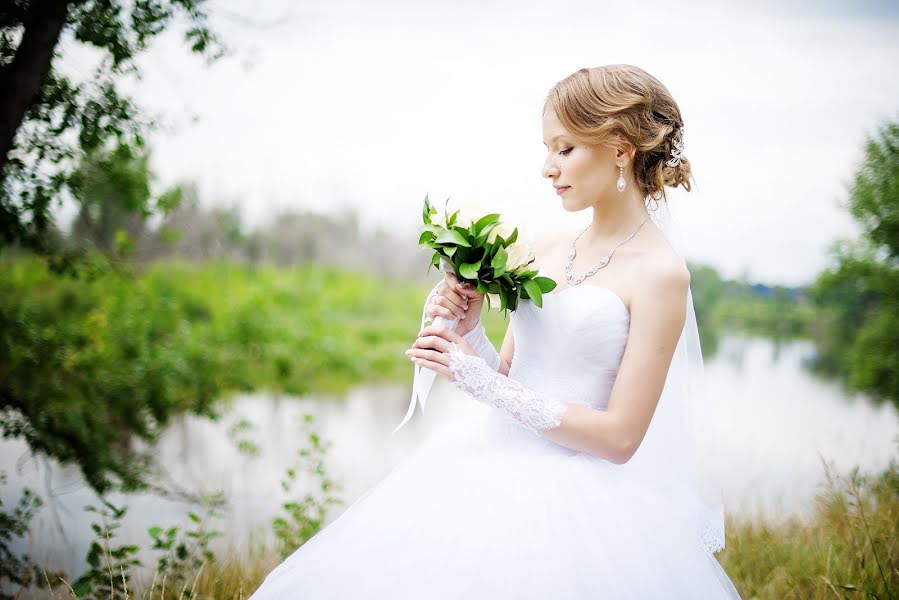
left=0, top=0, right=72, bottom=180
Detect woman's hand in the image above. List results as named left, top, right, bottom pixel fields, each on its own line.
left=405, top=325, right=478, bottom=382
left=426, top=272, right=486, bottom=337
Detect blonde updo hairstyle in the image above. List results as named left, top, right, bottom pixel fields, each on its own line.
left=544, top=64, right=692, bottom=201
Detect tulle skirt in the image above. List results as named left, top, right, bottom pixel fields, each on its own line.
left=249, top=409, right=742, bottom=599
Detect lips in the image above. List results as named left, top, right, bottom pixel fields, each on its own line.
left=555, top=186, right=570, bottom=195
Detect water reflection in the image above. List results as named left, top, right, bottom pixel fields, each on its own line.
left=2, top=333, right=897, bottom=575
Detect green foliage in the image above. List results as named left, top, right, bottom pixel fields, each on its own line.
left=0, top=255, right=429, bottom=495
left=71, top=499, right=142, bottom=600
left=809, top=118, right=899, bottom=406
left=850, top=121, right=899, bottom=259
left=272, top=414, right=343, bottom=560
left=148, top=492, right=224, bottom=597
left=68, top=143, right=183, bottom=258
left=0, top=472, right=47, bottom=598
left=0, top=256, right=221, bottom=493
left=0, top=0, right=224, bottom=262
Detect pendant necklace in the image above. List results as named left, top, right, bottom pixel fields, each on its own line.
left=565, top=213, right=651, bottom=286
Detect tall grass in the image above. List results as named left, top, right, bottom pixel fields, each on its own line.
left=719, top=458, right=898, bottom=599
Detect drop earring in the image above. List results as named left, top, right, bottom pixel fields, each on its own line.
left=616, top=164, right=626, bottom=192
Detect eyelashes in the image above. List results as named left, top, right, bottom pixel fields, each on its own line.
left=559, top=147, right=574, bottom=156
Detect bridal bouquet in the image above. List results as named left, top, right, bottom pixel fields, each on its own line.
left=418, top=195, right=556, bottom=314
left=393, top=195, right=556, bottom=435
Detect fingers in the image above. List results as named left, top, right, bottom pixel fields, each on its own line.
left=425, top=281, right=469, bottom=320
left=429, top=302, right=464, bottom=321
left=430, top=295, right=466, bottom=320
left=405, top=347, right=447, bottom=365
left=405, top=344, right=454, bottom=382
left=411, top=334, right=453, bottom=352
left=455, top=280, right=483, bottom=300
left=417, top=326, right=463, bottom=344
left=407, top=354, right=452, bottom=381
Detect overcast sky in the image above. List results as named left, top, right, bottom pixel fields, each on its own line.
left=57, top=0, right=899, bottom=286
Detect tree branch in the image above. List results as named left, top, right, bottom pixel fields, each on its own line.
left=0, top=0, right=72, bottom=177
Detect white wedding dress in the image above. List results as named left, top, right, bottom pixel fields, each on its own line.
left=248, top=275, right=743, bottom=599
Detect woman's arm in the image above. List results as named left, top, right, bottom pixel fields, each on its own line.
left=541, top=261, right=689, bottom=462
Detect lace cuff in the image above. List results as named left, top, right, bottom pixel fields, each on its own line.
left=460, top=321, right=500, bottom=372
left=446, top=343, right=565, bottom=434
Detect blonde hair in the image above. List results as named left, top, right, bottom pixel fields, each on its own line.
left=544, top=64, right=692, bottom=201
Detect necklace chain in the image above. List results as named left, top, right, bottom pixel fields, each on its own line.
left=564, top=213, right=651, bottom=286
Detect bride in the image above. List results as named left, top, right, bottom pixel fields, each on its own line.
left=249, top=64, right=742, bottom=599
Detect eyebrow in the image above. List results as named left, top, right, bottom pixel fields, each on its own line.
left=542, top=134, right=570, bottom=146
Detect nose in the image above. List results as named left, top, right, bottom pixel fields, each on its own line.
left=542, top=154, right=560, bottom=179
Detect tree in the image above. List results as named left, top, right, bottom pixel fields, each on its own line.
left=0, top=0, right=222, bottom=259
left=811, top=118, right=899, bottom=405
left=69, top=142, right=182, bottom=257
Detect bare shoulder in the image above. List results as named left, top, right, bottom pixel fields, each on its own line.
left=631, top=238, right=690, bottom=311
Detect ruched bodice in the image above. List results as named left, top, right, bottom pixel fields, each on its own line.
left=508, top=278, right=631, bottom=412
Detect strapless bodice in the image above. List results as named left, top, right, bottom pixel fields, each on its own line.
left=507, top=274, right=630, bottom=411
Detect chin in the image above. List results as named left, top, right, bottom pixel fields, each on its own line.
left=561, top=198, right=590, bottom=213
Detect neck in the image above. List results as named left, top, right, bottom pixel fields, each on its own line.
left=585, top=189, right=650, bottom=244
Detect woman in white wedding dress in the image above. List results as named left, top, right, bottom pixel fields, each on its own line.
left=249, top=64, right=742, bottom=599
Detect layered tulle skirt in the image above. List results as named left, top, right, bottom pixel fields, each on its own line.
left=249, top=409, right=741, bottom=599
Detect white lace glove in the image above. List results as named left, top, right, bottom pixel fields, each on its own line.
left=446, top=343, right=566, bottom=434
left=460, top=321, right=500, bottom=372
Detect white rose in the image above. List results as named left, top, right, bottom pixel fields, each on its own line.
left=453, top=200, right=488, bottom=229
left=506, top=240, right=535, bottom=274
left=487, top=222, right=516, bottom=244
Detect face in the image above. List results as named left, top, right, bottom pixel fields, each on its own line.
left=541, top=107, right=621, bottom=212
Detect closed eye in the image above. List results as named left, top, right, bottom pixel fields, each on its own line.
left=560, top=147, right=573, bottom=155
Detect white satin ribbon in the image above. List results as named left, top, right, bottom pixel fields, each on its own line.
left=392, top=259, right=460, bottom=436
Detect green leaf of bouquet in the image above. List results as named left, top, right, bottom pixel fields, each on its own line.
left=445, top=245, right=457, bottom=257
left=473, top=213, right=501, bottom=236
left=452, top=225, right=475, bottom=244
left=505, top=226, right=519, bottom=245
left=418, top=230, right=435, bottom=245
left=460, top=260, right=481, bottom=279
left=422, top=194, right=432, bottom=223
left=476, top=280, right=488, bottom=294
left=492, top=246, right=508, bottom=270
left=523, top=278, right=544, bottom=308
left=447, top=208, right=458, bottom=227
left=475, top=221, right=499, bottom=245
left=434, top=229, right=471, bottom=247
left=533, top=275, right=557, bottom=293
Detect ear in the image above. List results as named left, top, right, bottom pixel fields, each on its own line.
left=614, top=139, right=636, bottom=165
